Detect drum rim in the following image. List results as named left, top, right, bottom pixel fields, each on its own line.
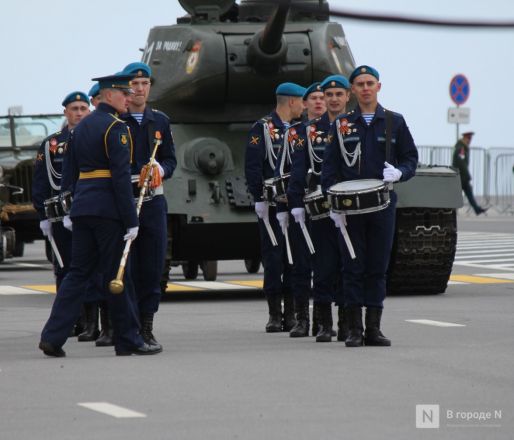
left=331, top=200, right=390, bottom=215
left=328, top=178, right=386, bottom=195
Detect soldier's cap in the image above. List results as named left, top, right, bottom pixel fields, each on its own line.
left=302, top=82, right=322, bottom=100
left=62, top=91, right=90, bottom=107
left=122, top=62, right=152, bottom=79
left=320, top=75, right=350, bottom=91
left=349, top=65, right=380, bottom=83
left=275, top=82, right=306, bottom=97
left=88, top=83, right=100, bottom=98
left=462, top=131, right=475, bottom=137
left=92, top=73, right=135, bottom=92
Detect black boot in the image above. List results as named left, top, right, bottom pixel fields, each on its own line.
left=315, top=303, right=333, bottom=342
left=282, top=291, right=296, bottom=332
left=337, top=306, right=349, bottom=342
left=289, top=300, right=309, bottom=337
left=265, top=295, right=282, bottom=333
left=95, top=302, right=113, bottom=347
left=345, top=305, right=364, bottom=347
left=70, top=305, right=87, bottom=337
left=77, top=302, right=100, bottom=342
left=141, top=313, right=161, bottom=349
left=364, top=307, right=391, bottom=346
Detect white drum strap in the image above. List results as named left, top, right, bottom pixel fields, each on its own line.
left=44, top=140, right=61, bottom=191
left=336, top=119, right=361, bottom=168
left=279, top=127, right=293, bottom=176
left=263, top=122, right=277, bottom=170
left=307, top=125, right=323, bottom=176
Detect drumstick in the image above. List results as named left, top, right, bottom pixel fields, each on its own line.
left=339, top=220, right=356, bottom=259
left=300, top=222, right=315, bottom=254
left=282, top=223, right=294, bottom=265
left=264, top=218, right=278, bottom=246
left=48, top=235, right=64, bottom=268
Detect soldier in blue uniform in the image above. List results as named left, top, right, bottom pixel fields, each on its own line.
left=88, top=83, right=101, bottom=108
left=287, top=76, right=351, bottom=341
left=120, top=62, right=177, bottom=347
left=321, top=65, right=418, bottom=347
left=245, top=82, right=305, bottom=332
left=39, top=73, right=161, bottom=357
left=32, top=91, right=105, bottom=342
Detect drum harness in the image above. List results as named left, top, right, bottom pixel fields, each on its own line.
left=44, top=139, right=63, bottom=192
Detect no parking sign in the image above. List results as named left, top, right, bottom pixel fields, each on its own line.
left=449, top=74, right=470, bottom=105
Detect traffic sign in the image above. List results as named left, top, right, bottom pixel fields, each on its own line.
left=449, top=74, right=470, bottom=105
left=448, top=107, right=470, bottom=124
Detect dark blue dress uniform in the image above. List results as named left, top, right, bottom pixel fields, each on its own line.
left=40, top=101, right=145, bottom=354
left=273, top=121, right=312, bottom=321
left=288, top=112, right=344, bottom=305
left=245, top=110, right=292, bottom=331
left=32, top=127, right=72, bottom=288
left=122, top=106, right=176, bottom=316
left=321, top=104, right=418, bottom=309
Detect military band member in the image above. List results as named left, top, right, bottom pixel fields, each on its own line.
left=321, top=65, right=418, bottom=347
left=302, top=82, right=326, bottom=120
left=287, top=76, right=351, bottom=341
left=88, top=83, right=101, bottom=108
left=245, top=82, right=305, bottom=332
left=120, top=62, right=177, bottom=347
left=39, top=73, right=161, bottom=357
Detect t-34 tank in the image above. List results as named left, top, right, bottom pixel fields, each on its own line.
left=144, top=0, right=462, bottom=294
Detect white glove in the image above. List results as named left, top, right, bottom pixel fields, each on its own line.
left=39, top=219, right=52, bottom=238
left=291, top=207, right=305, bottom=224
left=124, top=226, right=139, bottom=241
left=254, top=201, right=269, bottom=220
left=329, top=210, right=346, bottom=229
left=153, top=160, right=165, bottom=177
left=383, top=161, right=402, bottom=183
left=63, top=215, right=73, bottom=231
left=276, top=211, right=289, bottom=229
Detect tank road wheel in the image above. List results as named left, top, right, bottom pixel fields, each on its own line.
left=201, top=260, right=218, bottom=281
left=182, top=261, right=199, bottom=280
left=244, top=258, right=261, bottom=274
left=387, top=208, right=457, bottom=295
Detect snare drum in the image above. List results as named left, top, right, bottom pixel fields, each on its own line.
left=44, top=195, right=66, bottom=222
left=328, top=179, right=390, bottom=215
left=60, top=191, right=73, bottom=215
left=131, top=175, right=155, bottom=202
left=263, top=178, right=276, bottom=206
left=303, top=187, right=330, bottom=220
left=273, top=173, right=290, bottom=203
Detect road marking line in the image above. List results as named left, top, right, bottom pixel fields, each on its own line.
left=406, top=319, right=466, bottom=327
left=22, top=285, right=56, bottom=293
left=226, top=280, right=263, bottom=288
left=77, top=402, right=146, bottom=418
left=447, top=280, right=467, bottom=285
left=172, top=281, right=254, bottom=290
left=449, top=275, right=512, bottom=284
left=164, top=283, right=202, bottom=292
left=0, top=286, right=47, bottom=295
left=476, top=273, right=514, bottom=280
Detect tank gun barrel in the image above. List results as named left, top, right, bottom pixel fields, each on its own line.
left=247, top=0, right=290, bottom=73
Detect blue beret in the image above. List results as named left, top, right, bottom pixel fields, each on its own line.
left=275, top=82, right=306, bottom=97
left=303, top=82, right=322, bottom=100
left=349, top=65, right=380, bottom=83
left=122, top=62, right=152, bottom=78
left=320, top=75, right=350, bottom=91
left=61, top=91, right=89, bottom=107
left=88, top=83, right=100, bottom=98
left=92, top=73, right=135, bottom=91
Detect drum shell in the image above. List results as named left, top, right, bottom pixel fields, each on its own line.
left=44, top=195, right=66, bottom=222
left=262, top=178, right=276, bottom=206
left=132, top=175, right=154, bottom=202
left=303, top=189, right=330, bottom=220
left=328, top=180, right=390, bottom=215
left=273, top=173, right=290, bottom=203
left=60, top=191, right=73, bottom=215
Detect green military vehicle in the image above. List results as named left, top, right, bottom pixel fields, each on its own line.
left=0, top=111, right=65, bottom=261
left=142, top=0, right=462, bottom=294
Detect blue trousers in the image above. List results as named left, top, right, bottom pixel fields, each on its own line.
left=288, top=216, right=312, bottom=303
left=130, top=196, right=167, bottom=314
left=311, top=217, right=344, bottom=305
left=41, top=216, right=144, bottom=351
left=338, top=194, right=397, bottom=308
left=257, top=207, right=292, bottom=298
left=52, top=222, right=104, bottom=303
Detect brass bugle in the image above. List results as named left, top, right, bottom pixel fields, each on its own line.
left=109, top=136, right=162, bottom=294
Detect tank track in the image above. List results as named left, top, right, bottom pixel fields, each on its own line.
left=387, top=208, right=457, bottom=295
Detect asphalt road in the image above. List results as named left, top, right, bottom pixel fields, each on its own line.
left=0, top=212, right=513, bottom=439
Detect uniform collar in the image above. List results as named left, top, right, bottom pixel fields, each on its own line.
left=353, top=103, right=385, bottom=120
left=97, top=102, right=120, bottom=116
left=270, top=110, right=287, bottom=130
left=121, top=106, right=154, bottom=122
